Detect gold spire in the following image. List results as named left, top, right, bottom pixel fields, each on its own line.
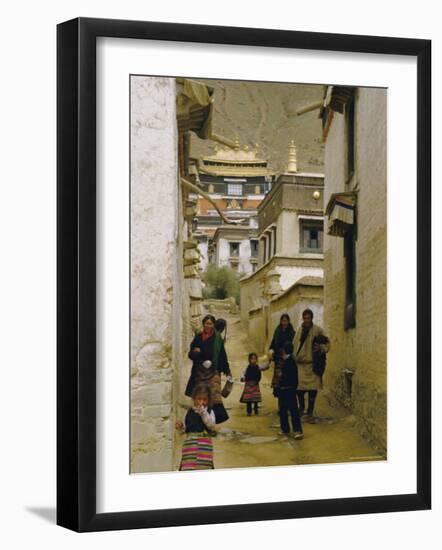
left=286, top=140, right=297, bottom=173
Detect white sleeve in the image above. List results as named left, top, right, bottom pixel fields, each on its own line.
left=201, top=408, right=216, bottom=430
left=259, top=363, right=270, bottom=371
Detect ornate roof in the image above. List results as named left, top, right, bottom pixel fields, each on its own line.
left=197, top=139, right=275, bottom=177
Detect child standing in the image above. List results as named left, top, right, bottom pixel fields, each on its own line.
left=176, top=384, right=216, bottom=471
left=240, top=353, right=268, bottom=415
left=278, top=341, right=303, bottom=439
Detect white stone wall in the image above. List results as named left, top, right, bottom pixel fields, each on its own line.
left=277, top=211, right=298, bottom=256
left=217, top=238, right=230, bottom=268
left=130, top=76, right=181, bottom=473
left=239, top=239, right=253, bottom=275
left=216, top=237, right=254, bottom=274
left=277, top=265, right=323, bottom=290
left=198, top=239, right=209, bottom=270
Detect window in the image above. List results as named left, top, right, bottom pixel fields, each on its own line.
left=344, top=228, right=356, bottom=329
left=229, top=242, right=240, bottom=257
left=300, top=220, right=323, bottom=253
left=250, top=239, right=258, bottom=258
left=272, top=227, right=277, bottom=255
left=227, top=183, right=243, bottom=196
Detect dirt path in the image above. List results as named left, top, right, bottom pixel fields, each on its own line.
left=213, top=312, right=385, bottom=470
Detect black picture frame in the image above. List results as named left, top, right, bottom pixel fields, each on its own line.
left=57, top=17, right=431, bottom=532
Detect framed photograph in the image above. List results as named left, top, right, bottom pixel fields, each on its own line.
left=57, top=17, right=431, bottom=531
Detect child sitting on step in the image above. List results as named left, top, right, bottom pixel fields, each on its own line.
left=176, top=384, right=216, bottom=471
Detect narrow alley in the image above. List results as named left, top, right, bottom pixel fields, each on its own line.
left=213, top=311, right=385, bottom=470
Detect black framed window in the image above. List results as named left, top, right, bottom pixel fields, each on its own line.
left=250, top=239, right=258, bottom=257
left=229, top=242, right=240, bottom=257
left=56, top=17, right=431, bottom=532
left=300, top=220, right=324, bottom=253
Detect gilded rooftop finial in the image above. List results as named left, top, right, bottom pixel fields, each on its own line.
left=287, top=140, right=297, bottom=173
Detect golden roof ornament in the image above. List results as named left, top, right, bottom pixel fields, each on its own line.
left=287, top=140, right=298, bottom=173
left=197, top=139, right=275, bottom=177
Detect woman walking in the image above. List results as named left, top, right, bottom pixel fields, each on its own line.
left=185, top=314, right=232, bottom=424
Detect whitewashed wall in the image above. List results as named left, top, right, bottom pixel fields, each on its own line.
left=198, top=239, right=209, bottom=270
left=216, top=237, right=254, bottom=274
left=130, top=76, right=180, bottom=473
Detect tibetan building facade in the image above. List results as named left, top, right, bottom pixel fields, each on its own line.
left=191, top=142, right=275, bottom=275
left=240, top=143, right=325, bottom=353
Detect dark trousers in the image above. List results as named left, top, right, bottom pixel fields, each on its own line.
left=278, top=388, right=302, bottom=433
left=296, top=390, right=318, bottom=416
left=246, top=402, right=258, bottom=414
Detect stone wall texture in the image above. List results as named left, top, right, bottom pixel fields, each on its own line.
left=323, top=88, right=387, bottom=452
left=130, top=76, right=181, bottom=473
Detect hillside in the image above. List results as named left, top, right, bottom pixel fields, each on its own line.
left=190, top=78, right=325, bottom=174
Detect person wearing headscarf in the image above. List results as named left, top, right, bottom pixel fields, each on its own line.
left=185, top=314, right=232, bottom=424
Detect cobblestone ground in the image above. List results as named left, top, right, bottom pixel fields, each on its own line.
left=213, top=312, right=385, bottom=470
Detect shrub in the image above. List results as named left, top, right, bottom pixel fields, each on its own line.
left=202, top=265, right=241, bottom=304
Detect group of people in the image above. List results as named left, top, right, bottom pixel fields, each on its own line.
left=176, top=310, right=329, bottom=471
left=268, top=310, right=329, bottom=439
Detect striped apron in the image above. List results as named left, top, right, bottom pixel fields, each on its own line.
left=240, top=381, right=262, bottom=403
left=179, top=433, right=214, bottom=471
